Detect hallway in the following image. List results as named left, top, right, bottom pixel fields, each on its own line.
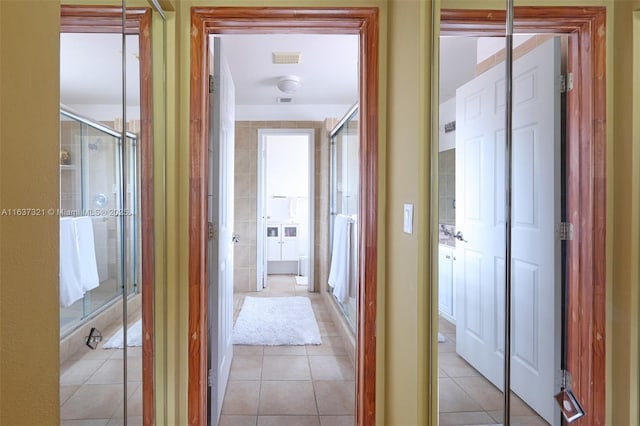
left=220, top=275, right=355, bottom=426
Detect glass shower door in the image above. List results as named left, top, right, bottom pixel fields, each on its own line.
left=329, top=105, right=359, bottom=333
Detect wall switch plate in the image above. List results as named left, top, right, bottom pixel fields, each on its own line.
left=403, top=204, right=413, bottom=234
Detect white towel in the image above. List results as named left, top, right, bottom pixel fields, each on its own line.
left=92, top=220, right=108, bottom=282
left=73, top=216, right=100, bottom=292
left=328, top=214, right=352, bottom=303
left=59, top=217, right=84, bottom=307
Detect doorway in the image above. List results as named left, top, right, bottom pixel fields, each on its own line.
left=257, top=129, right=315, bottom=293
left=435, top=7, right=606, bottom=425
left=189, top=8, right=379, bottom=426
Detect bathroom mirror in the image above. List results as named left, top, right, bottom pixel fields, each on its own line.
left=58, top=2, right=160, bottom=423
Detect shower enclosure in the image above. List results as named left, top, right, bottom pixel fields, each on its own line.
left=59, top=107, right=139, bottom=337
left=329, top=104, right=359, bottom=333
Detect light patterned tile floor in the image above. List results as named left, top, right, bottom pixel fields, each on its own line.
left=59, top=278, right=533, bottom=425
left=221, top=275, right=355, bottom=426
left=60, top=318, right=142, bottom=425
left=438, top=317, right=549, bottom=426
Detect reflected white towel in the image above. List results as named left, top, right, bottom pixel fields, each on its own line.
left=92, top=220, right=108, bottom=282
left=328, top=214, right=351, bottom=303
left=73, top=216, right=100, bottom=292
left=59, top=217, right=84, bottom=307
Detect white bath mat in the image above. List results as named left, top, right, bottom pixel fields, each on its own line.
left=102, top=319, right=142, bottom=349
left=232, top=296, right=322, bottom=346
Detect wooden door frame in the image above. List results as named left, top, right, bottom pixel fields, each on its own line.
left=440, top=7, right=606, bottom=425
left=188, top=7, right=379, bottom=426
left=60, top=6, right=155, bottom=425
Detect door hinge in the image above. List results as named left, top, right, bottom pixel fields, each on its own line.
left=560, top=73, right=573, bottom=93
left=208, top=221, right=217, bottom=241
left=208, top=368, right=216, bottom=387
left=557, top=369, right=572, bottom=389
left=209, top=74, right=216, bottom=94
left=556, top=222, right=574, bottom=241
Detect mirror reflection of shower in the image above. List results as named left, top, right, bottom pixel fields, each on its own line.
left=329, top=104, right=359, bottom=332
left=59, top=108, right=139, bottom=335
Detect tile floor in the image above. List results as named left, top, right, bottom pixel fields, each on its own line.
left=221, top=275, right=355, bottom=426
left=59, top=320, right=142, bottom=426
left=438, top=317, right=549, bottom=426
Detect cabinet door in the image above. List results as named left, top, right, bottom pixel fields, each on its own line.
left=281, top=226, right=298, bottom=261
left=266, top=226, right=281, bottom=261
left=438, top=246, right=454, bottom=321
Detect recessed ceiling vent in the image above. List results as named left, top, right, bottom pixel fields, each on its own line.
left=276, top=97, right=293, bottom=104
left=272, top=51, right=302, bottom=64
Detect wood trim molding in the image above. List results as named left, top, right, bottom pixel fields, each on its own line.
left=441, top=7, right=606, bottom=425
left=60, top=5, right=148, bottom=34
left=60, top=6, right=155, bottom=425
left=189, top=7, right=379, bottom=426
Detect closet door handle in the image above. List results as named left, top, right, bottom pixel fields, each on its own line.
left=232, top=233, right=240, bottom=243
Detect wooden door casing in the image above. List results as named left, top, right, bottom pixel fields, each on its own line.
left=189, top=7, right=379, bottom=426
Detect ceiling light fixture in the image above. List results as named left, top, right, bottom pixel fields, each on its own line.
left=276, top=75, right=301, bottom=94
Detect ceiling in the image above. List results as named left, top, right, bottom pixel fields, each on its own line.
left=60, top=33, right=140, bottom=119
left=59, top=32, right=358, bottom=122
left=439, top=35, right=536, bottom=103
left=60, top=33, right=529, bottom=121
left=217, top=34, right=359, bottom=121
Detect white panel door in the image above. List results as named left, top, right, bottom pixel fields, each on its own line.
left=438, top=246, right=455, bottom=322
left=208, top=36, right=235, bottom=426
left=455, top=38, right=561, bottom=424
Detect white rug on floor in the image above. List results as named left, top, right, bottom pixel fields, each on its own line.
left=232, top=296, right=322, bottom=346
left=102, top=319, right=142, bottom=349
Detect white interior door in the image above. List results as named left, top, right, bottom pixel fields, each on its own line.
left=455, top=37, right=561, bottom=424
left=208, top=36, right=235, bottom=426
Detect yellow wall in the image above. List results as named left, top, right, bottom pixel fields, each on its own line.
left=612, top=1, right=640, bottom=424
left=0, top=1, right=60, bottom=424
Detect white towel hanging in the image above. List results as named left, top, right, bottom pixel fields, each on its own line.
left=328, top=214, right=353, bottom=303
left=59, top=217, right=84, bottom=307
left=73, top=216, right=100, bottom=292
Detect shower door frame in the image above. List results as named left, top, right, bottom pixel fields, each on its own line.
left=60, top=6, right=155, bottom=424
left=189, top=7, right=379, bottom=426
left=437, top=7, right=606, bottom=425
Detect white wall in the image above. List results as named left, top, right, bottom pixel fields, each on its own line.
left=265, top=133, right=310, bottom=255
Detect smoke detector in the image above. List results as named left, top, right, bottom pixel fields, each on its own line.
left=272, top=51, right=302, bottom=64
left=276, top=75, right=301, bottom=94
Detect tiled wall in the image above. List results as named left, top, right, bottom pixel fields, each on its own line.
left=234, top=121, right=331, bottom=293
left=438, top=148, right=456, bottom=225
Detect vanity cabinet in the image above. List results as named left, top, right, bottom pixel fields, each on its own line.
left=267, top=224, right=299, bottom=261
left=438, top=245, right=455, bottom=323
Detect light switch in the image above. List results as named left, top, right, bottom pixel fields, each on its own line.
left=403, top=203, right=413, bottom=234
